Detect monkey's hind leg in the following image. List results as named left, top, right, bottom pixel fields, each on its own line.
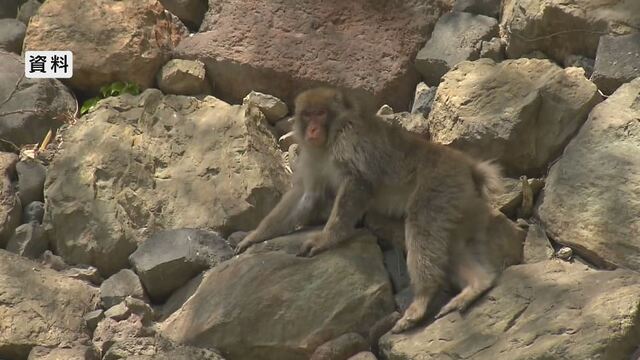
left=391, top=201, right=450, bottom=334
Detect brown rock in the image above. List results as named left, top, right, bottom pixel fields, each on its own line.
left=159, top=0, right=207, bottom=29
left=157, top=59, right=212, bottom=96
left=175, top=0, right=453, bottom=111
left=28, top=345, right=99, bottom=360
left=310, top=333, right=369, bottom=360
left=0, top=152, right=20, bottom=248
left=24, top=0, right=186, bottom=94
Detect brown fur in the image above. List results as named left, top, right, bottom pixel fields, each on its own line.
left=236, top=88, right=508, bottom=332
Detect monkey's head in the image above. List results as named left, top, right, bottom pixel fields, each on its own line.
left=293, top=87, right=355, bottom=148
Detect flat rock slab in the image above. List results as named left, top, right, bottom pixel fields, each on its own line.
left=0, top=250, right=99, bottom=360
left=175, top=0, right=451, bottom=111
left=592, top=33, right=640, bottom=95
left=538, top=78, right=640, bottom=271
left=160, top=230, right=395, bottom=360
left=381, top=261, right=640, bottom=360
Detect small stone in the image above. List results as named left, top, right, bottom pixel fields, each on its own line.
left=6, top=222, right=47, bottom=259
left=23, top=201, right=45, bottom=224
left=557, top=247, right=573, bottom=261
left=100, top=269, right=147, bottom=309
left=377, top=104, right=394, bottom=116
left=157, top=59, right=212, bottom=96
left=84, top=309, right=105, bottom=331
left=105, top=302, right=131, bottom=321
left=410, top=82, right=436, bottom=118
left=243, top=91, right=289, bottom=124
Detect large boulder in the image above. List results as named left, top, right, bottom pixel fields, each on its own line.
left=427, top=58, right=601, bottom=176
left=0, top=152, right=20, bottom=248
left=500, top=0, right=640, bottom=63
left=23, top=0, right=186, bottom=94
left=0, top=19, right=26, bottom=54
left=174, top=0, right=452, bottom=111
left=0, top=51, right=76, bottom=146
left=160, top=230, right=395, bottom=360
left=43, top=90, right=289, bottom=276
left=591, top=33, right=640, bottom=95
left=538, top=78, right=640, bottom=271
left=0, top=250, right=99, bottom=360
left=381, top=261, right=640, bottom=360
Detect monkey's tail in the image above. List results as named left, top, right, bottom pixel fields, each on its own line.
left=472, top=160, right=505, bottom=198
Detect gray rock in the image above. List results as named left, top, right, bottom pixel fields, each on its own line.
left=348, top=352, right=377, bottom=360
left=16, top=0, right=41, bottom=25
left=105, top=302, right=131, bottom=321
left=129, top=228, right=232, bottom=302
left=84, top=309, right=105, bottom=331
left=274, top=117, right=294, bottom=137
left=6, top=222, right=47, bottom=259
left=23, top=201, right=44, bottom=224
left=381, top=261, right=640, bottom=360
left=160, top=230, right=394, bottom=360
left=243, top=91, right=289, bottom=124
left=453, top=0, right=501, bottom=18
left=102, top=336, right=225, bottom=360
left=0, top=19, right=25, bottom=54
left=538, top=78, right=640, bottom=271
left=479, top=37, right=504, bottom=62
left=92, top=315, right=155, bottom=356
left=592, top=33, right=640, bottom=95
left=28, top=345, right=99, bottom=360
left=383, top=248, right=409, bottom=293
left=0, top=51, right=76, bottom=146
left=100, top=269, right=147, bottom=309
left=16, top=159, right=46, bottom=206
left=0, top=153, right=21, bottom=248
left=523, top=222, right=554, bottom=263
left=415, top=12, right=499, bottom=85
left=159, top=0, right=207, bottom=30
left=563, top=54, right=594, bottom=78
left=410, top=82, right=436, bottom=118
left=226, top=231, right=248, bottom=248
left=157, top=59, right=212, bottom=96
left=311, top=333, right=369, bottom=360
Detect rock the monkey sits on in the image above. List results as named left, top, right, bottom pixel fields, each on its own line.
left=236, top=87, right=514, bottom=333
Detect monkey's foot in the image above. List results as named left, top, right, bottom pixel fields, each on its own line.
left=234, top=234, right=259, bottom=255
left=390, top=316, right=419, bottom=334
left=297, top=233, right=331, bottom=257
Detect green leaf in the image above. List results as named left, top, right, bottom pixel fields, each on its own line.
left=99, top=85, right=109, bottom=98
left=80, top=97, right=99, bottom=115
left=122, top=82, right=140, bottom=95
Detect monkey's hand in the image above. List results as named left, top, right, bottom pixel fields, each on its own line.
left=234, top=232, right=260, bottom=255
left=297, top=232, right=332, bottom=257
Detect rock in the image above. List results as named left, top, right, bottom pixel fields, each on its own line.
left=6, top=222, right=47, bottom=258
left=453, top=0, right=500, bottom=17
left=0, top=0, right=25, bottom=19
left=41, top=249, right=69, bottom=271
left=100, top=269, right=147, bottom=309
left=310, top=333, right=369, bottom=360
left=381, top=261, right=640, bottom=360
left=490, top=177, right=544, bottom=218
left=427, top=58, right=602, bottom=176
left=0, top=250, right=99, bottom=360
left=410, top=82, right=436, bottom=118
left=125, top=296, right=155, bottom=323
left=16, top=0, right=41, bottom=25
left=62, top=265, right=102, bottom=285
left=84, top=309, right=104, bottom=331
left=348, top=352, right=377, bottom=360
left=175, top=1, right=451, bottom=111
left=0, top=152, right=20, bottom=248
left=27, top=345, right=99, bottom=360
left=538, top=78, right=640, bottom=271
left=383, top=249, right=409, bottom=293
left=23, top=201, right=44, bottom=224
left=278, top=131, right=296, bottom=151
left=92, top=315, right=154, bottom=356
left=378, top=112, right=430, bottom=139
left=274, top=117, right=294, bottom=137
left=0, top=51, right=76, bottom=146
left=226, top=231, right=248, bottom=248
left=523, top=222, right=554, bottom=263
left=105, top=302, right=131, bottom=321
left=157, top=59, right=212, bottom=96
left=243, top=91, right=289, bottom=124
left=23, top=0, right=186, bottom=94
left=102, top=336, right=225, bottom=360
left=129, top=228, right=232, bottom=303
left=479, top=37, right=504, bottom=62
left=556, top=246, right=573, bottom=261
left=415, top=12, right=499, bottom=86
left=159, top=273, right=203, bottom=321
left=368, top=311, right=401, bottom=354
left=563, top=54, right=595, bottom=78
left=159, top=0, right=207, bottom=29
left=16, top=159, right=46, bottom=207
left=501, top=0, right=640, bottom=63
left=377, top=105, right=394, bottom=116
left=0, top=19, right=26, bottom=54
left=160, top=230, right=395, bottom=360
left=43, top=90, right=288, bottom=276
left=592, top=33, right=640, bottom=95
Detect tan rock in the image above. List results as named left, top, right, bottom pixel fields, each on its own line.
left=157, top=59, right=212, bottom=96
left=0, top=152, right=20, bottom=248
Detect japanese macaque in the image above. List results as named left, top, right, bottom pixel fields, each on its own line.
left=235, top=87, right=512, bottom=333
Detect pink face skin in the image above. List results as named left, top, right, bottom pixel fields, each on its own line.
left=303, top=109, right=328, bottom=146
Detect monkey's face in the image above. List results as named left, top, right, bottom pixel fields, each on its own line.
left=300, top=107, right=329, bottom=146
left=294, top=87, right=352, bottom=148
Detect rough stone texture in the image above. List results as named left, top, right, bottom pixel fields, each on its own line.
left=564, top=54, right=594, bottom=78
left=129, top=228, right=233, bottom=302
left=43, top=90, right=289, bottom=276
left=16, top=0, right=41, bottom=25
left=0, top=0, right=25, bottom=19
left=479, top=37, right=504, bottom=62
left=410, top=82, right=436, bottom=119
left=175, top=0, right=452, bottom=111
left=378, top=112, right=430, bottom=139
left=592, top=33, right=640, bottom=95
left=23, top=0, right=186, bottom=94
left=0, top=152, right=20, bottom=248
left=160, top=230, right=395, bottom=360
left=427, top=58, right=602, bottom=176
left=380, top=261, right=640, bottom=360
left=157, top=59, right=212, bottom=96
left=16, top=159, right=46, bottom=206
left=538, top=78, right=640, bottom=271
left=23, top=200, right=44, bottom=224
left=310, top=333, right=369, bottom=360
left=243, top=91, right=289, bottom=124
left=0, top=19, right=26, bottom=54
left=0, top=51, right=76, bottom=146
left=100, top=269, right=147, bottom=309
left=6, top=222, right=47, bottom=259
left=92, top=315, right=155, bottom=355
left=501, top=0, right=640, bottom=63
left=0, top=250, right=99, bottom=360
left=490, top=177, right=544, bottom=219
left=348, top=352, right=377, bottom=360
left=84, top=309, right=104, bottom=331
left=159, top=0, right=207, bottom=29
left=415, top=12, right=498, bottom=86
left=453, top=0, right=500, bottom=18
left=27, top=345, right=99, bottom=360
left=103, top=336, right=225, bottom=360
left=523, top=222, right=554, bottom=263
